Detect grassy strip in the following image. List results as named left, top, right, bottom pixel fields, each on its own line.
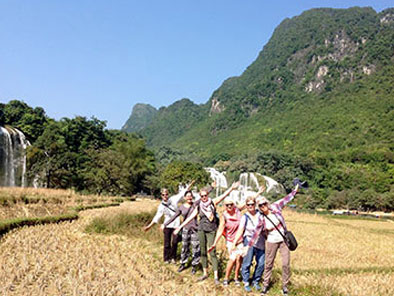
left=0, top=202, right=123, bottom=237
left=293, top=266, right=394, bottom=276
left=85, top=211, right=158, bottom=241
left=0, top=212, right=78, bottom=236
left=291, top=208, right=394, bottom=221
left=71, top=202, right=121, bottom=212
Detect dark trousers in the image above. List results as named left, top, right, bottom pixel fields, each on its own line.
left=163, top=227, right=179, bottom=262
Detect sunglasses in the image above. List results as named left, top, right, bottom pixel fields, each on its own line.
left=246, top=203, right=255, bottom=206
left=258, top=203, right=268, bottom=207
left=200, top=194, right=208, bottom=197
left=161, top=193, right=168, bottom=196
left=225, top=204, right=234, bottom=207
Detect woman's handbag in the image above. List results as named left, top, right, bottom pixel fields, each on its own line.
left=263, top=214, right=298, bottom=251
left=284, top=230, right=298, bottom=251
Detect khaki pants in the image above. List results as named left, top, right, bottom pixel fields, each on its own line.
left=263, top=241, right=290, bottom=288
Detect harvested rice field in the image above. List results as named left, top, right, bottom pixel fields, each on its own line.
left=0, top=198, right=393, bottom=296
left=0, top=187, right=123, bottom=220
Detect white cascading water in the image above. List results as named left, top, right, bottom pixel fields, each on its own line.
left=0, top=126, right=30, bottom=187
left=205, top=167, right=228, bottom=197
left=206, top=168, right=285, bottom=203
left=14, top=129, right=29, bottom=187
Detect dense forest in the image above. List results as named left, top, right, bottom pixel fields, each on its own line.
left=0, top=100, right=210, bottom=196
left=122, top=7, right=394, bottom=211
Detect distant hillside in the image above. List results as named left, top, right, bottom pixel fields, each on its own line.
left=121, top=7, right=394, bottom=210
left=122, top=103, right=157, bottom=133
left=123, top=7, right=393, bottom=150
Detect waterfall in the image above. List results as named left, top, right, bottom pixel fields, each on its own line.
left=205, top=167, right=228, bottom=197
left=206, top=168, right=286, bottom=203
left=0, top=126, right=30, bottom=187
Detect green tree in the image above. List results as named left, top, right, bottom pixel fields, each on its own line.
left=159, top=161, right=210, bottom=193
left=3, top=100, right=49, bottom=141
left=83, top=135, right=156, bottom=196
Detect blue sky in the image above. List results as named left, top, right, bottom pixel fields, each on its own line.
left=0, top=1, right=392, bottom=129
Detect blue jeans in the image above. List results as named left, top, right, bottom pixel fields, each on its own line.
left=241, top=245, right=265, bottom=286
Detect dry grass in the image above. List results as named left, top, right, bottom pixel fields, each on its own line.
left=0, top=187, right=123, bottom=220
left=286, top=210, right=394, bottom=296
left=0, top=198, right=393, bottom=295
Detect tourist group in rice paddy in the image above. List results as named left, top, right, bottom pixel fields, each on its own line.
left=144, top=178, right=306, bottom=295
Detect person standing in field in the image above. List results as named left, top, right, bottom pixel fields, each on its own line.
left=161, top=190, right=200, bottom=274
left=174, top=181, right=240, bottom=285
left=207, top=195, right=245, bottom=287
left=231, top=194, right=266, bottom=293
left=144, top=181, right=195, bottom=264
left=257, top=182, right=300, bottom=296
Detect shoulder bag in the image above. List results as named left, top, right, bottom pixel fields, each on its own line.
left=263, top=213, right=298, bottom=251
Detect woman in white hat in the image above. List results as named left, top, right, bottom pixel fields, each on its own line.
left=231, top=194, right=266, bottom=292
left=256, top=183, right=300, bottom=296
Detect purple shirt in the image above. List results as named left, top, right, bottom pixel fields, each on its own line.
left=164, top=203, right=198, bottom=231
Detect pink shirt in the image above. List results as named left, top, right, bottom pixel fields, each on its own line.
left=223, top=208, right=242, bottom=243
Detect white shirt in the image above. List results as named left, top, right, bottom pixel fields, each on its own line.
left=152, top=188, right=186, bottom=228
left=264, top=213, right=285, bottom=243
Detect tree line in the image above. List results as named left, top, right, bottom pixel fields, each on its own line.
left=1, top=100, right=393, bottom=212
left=1, top=100, right=210, bottom=196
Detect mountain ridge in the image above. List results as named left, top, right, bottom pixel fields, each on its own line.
left=122, top=6, right=393, bottom=152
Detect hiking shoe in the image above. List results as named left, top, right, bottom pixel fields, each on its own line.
left=282, top=286, right=289, bottom=295
left=261, top=286, right=269, bottom=295
left=253, top=283, right=262, bottom=291
left=244, top=285, right=252, bottom=293
left=234, top=279, right=241, bottom=286
left=164, top=260, right=171, bottom=264
left=177, top=264, right=186, bottom=272
left=170, top=259, right=176, bottom=264
left=223, top=280, right=229, bottom=287
left=191, top=266, right=197, bottom=275
left=198, top=275, right=208, bottom=281
left=214, top=279, right=220, bottom=285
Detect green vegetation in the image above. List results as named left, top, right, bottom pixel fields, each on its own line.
left=121, top=103, right=158, bottom=133
left=2, top=7, right=393, bottom=211
left=85, top=211, right=159, bottom=241
left=0, top=100, right=48, bottom=141
left=159, top=160, right=210, bottom=193
left=0, top=212, right=79, bottom=236
left=122, top=7, right=394, bottom=212
left=2, top=100, right=210, bottom=197
left=0, top=201, right=122, bottom=237
left=139, top=98, right=205, bottom=147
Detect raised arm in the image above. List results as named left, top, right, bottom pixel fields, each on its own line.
left=171, top=180, right=196, bottom=205
left=255, top=184, right=266, bottom=198
left=208, top=214, right=226, bottom=253
left=212, top=181, right=240, bottom=207
left=173, top=207, right=198, bottom=235
left=273, top=184, right=299, bottom=210
left=186, top=180, right=196, bottom=191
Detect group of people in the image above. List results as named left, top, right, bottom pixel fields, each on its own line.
left=144, top=179, right=301, bottom=295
